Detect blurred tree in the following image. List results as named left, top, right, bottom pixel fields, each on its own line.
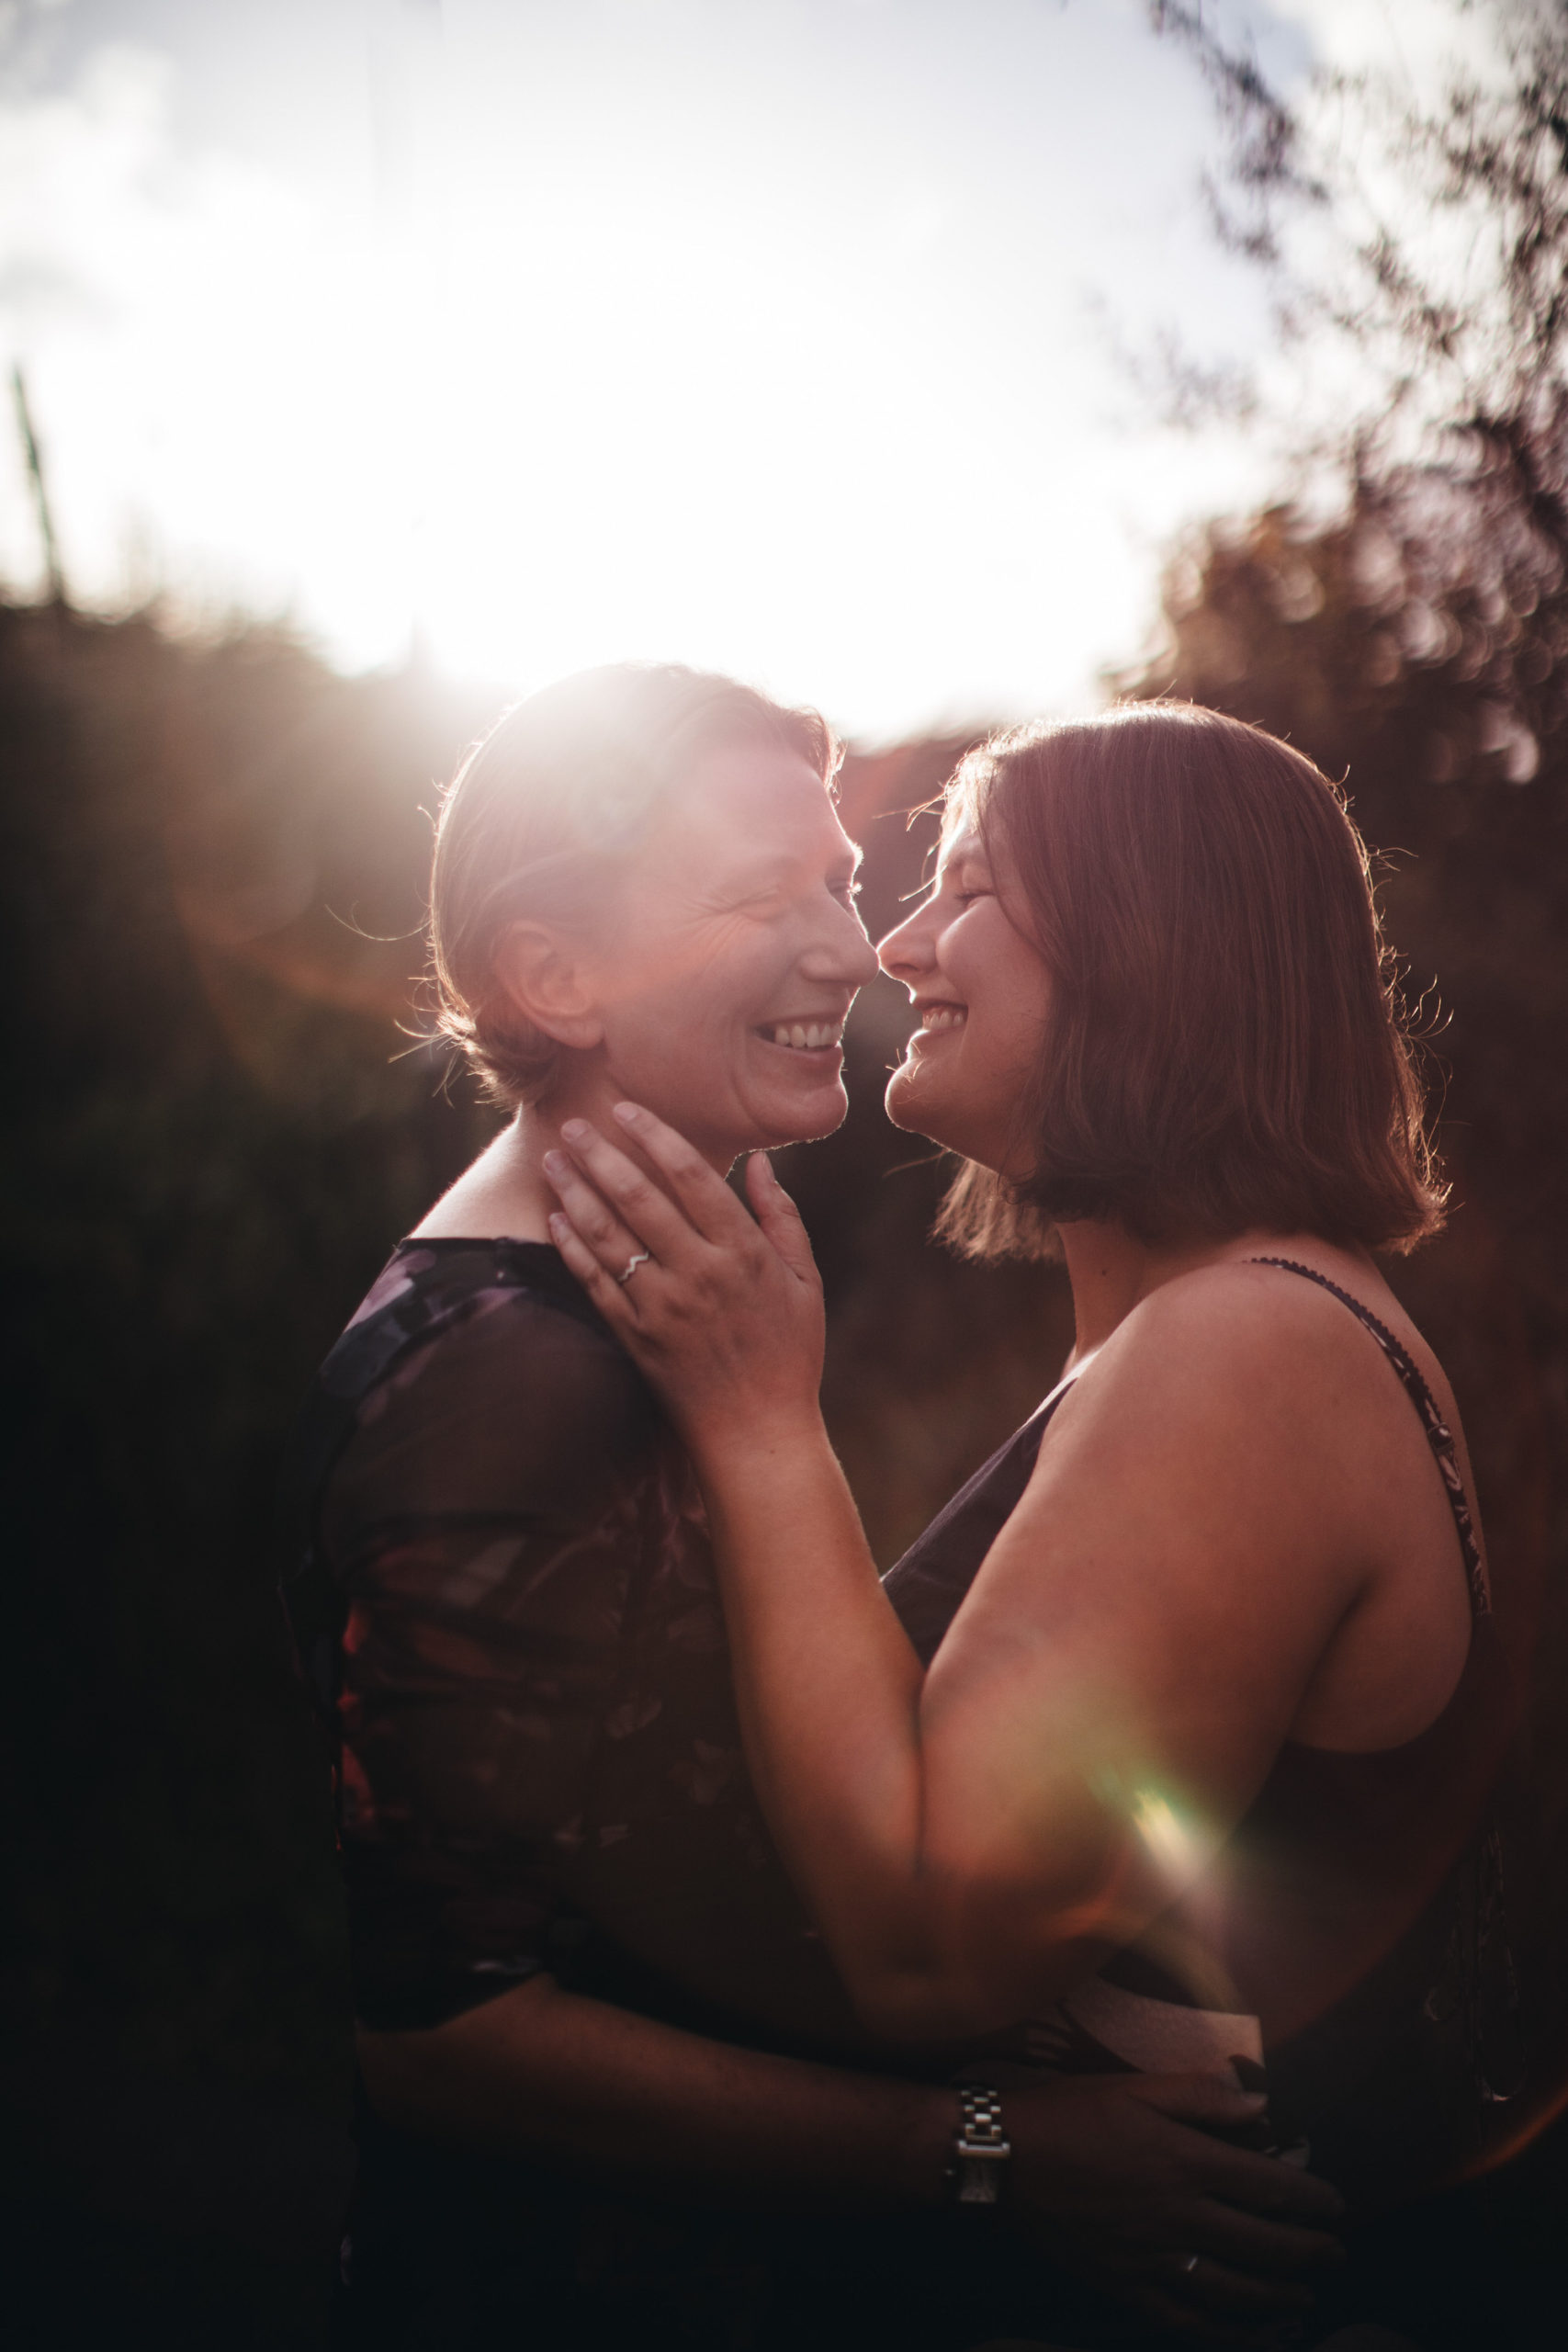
left=1141, top=0, right=1568, bottom=2207
left=1151, top=0, right=1568, bottom=676
left=0, top=602, right=502, bottom=2343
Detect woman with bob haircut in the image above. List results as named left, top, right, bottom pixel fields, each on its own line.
left=287, top=674, right=1343, bottom=2352
left=547, top=701, right=1520, bottom=2341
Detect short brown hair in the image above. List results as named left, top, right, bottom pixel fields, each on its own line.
left=430, top=663, right=840, bottom=1108
left=935, top=703, right=1445, bottom=1259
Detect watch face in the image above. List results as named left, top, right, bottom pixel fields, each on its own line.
left=952, top=2085, right=1010, bottom=2201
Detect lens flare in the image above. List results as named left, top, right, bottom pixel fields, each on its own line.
left=1131, top=1787, right=1209, bottom=1883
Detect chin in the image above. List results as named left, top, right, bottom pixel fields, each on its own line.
left=885, top=1064, right=938, bottom=1141
left=761, top=1078, right=851, bottom=1149
left=884, top=1071, right=983, bottom=1163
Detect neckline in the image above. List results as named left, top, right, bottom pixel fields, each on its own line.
left=396, top=1233, right=563, bottom=1257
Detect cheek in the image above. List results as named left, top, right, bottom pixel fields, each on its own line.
left=611, top=951, right=763, bottom=1095
left=608, top=922, right=742, bottom=1027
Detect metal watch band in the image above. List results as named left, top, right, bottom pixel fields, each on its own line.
left=950, top=2083, right=1010, bottom=2205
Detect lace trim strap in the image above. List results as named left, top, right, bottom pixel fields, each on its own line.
left=1247, top=1257, right=1490, bottom=1617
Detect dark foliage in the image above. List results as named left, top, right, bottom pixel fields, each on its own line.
left=0, top=605, right=495, bottom=2339
left=0, top=605, right=1073, bottom=2342
left=1121, top=488, right=1568, bottom=2154
left=1141, top=1, right=1568, bottom=2081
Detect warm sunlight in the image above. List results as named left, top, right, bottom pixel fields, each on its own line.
left=0, top=0, right=1310, bottom=737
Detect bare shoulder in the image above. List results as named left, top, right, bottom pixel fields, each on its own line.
left=1032, top=1248, right=1446, bottom=1534
left=1066, top=1257, right=1369, bottom=1436
left=955, top=1257, right=1392, bottom=1745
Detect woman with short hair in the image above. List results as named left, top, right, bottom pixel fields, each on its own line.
left=288, top=675, right=1339, bottom=2352
left=547, top=702, right=1519, bottom=2342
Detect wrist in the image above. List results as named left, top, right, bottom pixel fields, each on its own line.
left=887, top=2084, right=1017, bottom=2211
left=686, top=1403, right=829, bottom=1483
left=878, top=2084, right=964, bottom=2209
left=945, top=2082, right=1011, bottom=2206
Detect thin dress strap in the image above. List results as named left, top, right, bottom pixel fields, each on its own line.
left=1248, top=1257, right=1490, bottom=1618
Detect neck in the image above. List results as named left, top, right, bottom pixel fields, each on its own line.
left=511, top=1073, right=739, bottom=1235
left=1055, top=1218, right=1269, bottom=1367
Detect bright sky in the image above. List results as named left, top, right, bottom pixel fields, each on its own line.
left=0, top=0, right=1480, bottom=739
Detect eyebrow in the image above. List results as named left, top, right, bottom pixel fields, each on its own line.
left=728, top=846, right=864, bottom=884
left=936, top=832, right=987, bottom=876
left=725, top=843, right=863, bottom=890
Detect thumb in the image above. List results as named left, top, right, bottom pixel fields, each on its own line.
left=745, top=1153, right=818, bottom=1281
left=1125, top=2070, right=1268, bottom=2128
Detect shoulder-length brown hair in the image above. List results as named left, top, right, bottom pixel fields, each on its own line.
left=430, top=662, right=840, bottom=1109
left=936, top=703, right=1445, bottom=1260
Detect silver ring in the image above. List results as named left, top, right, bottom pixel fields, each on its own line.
left=1181, top=2253, right=1200, bottom=2275
left=616, top=1250, right=651, bottom=1285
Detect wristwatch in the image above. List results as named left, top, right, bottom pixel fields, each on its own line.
left=948, top=2084, right=1011, bottom=2205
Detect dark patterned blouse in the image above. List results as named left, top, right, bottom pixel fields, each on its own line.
left=287, top=1238, right=1021, bottom=2352
left=285, top=1236, right=861, bottom=2055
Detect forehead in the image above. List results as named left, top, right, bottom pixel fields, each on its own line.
left=655, top=736, right=857, bottom=868
left=938, top=815, right=987, bottom=870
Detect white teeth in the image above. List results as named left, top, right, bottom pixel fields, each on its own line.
left=767, top=1021, right=841, bottom=1050
left=920, top=1005, right=966, bottom=1032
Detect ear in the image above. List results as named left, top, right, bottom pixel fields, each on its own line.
left=491, top=922, right=605, bottom=1051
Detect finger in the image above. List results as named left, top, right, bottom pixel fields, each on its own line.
left=559, top=1119, right=719, bottom=1261
left=743, top=1154, right=819, bottom=1282
left=1123, top=2093, right=1342, bottom=2224
left=609, top=1102, right=755, bottom=1243
left=1190, top=2135, right=1345, bottom=2226
left=1157, top=2248, right=1314, bottom=2323
left=1036, top=2232, right=1300, bottom=2348
left=1129, top=2071, right=1271, bottom=2130
left=541, top=1152, right=649, bottom=1283
left=547, top=1211, right=643, bottom=1329
left=1175, top=2197, right=1343, bottom=2278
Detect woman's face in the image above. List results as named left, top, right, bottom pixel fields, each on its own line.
left=877, top=812, right=1054, bottom=1174
left=585, top=737, right=878, bottom=1165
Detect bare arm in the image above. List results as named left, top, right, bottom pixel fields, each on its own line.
left=357, top=1971, right=950, bottom=2207
left=544, top=1111, right=1368, bottom=2042
left=360, top=1974, right=1342, bottom=2332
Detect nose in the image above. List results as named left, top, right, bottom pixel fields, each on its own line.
left=876, top=899, right=933, bottom=989
left=804, top=893, right=879, bottom=989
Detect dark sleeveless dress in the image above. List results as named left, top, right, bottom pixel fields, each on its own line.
left=886, top=1258, right=1519, bottom=2212
left=285, top=1242, right=1517, bottom=2350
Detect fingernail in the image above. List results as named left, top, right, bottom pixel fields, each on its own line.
left=543, top=1150, right=570, bottom=1177
left=612, top=1102, right=640, bottom=1125
left=560, top=1119, right=590, bottom=1143
left=547, top=1213, right=568, bottom=1238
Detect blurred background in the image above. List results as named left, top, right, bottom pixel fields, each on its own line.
left=5, top=0, right=1568, bottom=2343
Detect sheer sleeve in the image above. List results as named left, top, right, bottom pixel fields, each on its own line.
left=317, top=1263, right=661, bottom=2027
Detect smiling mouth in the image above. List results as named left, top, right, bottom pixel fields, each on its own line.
left=917, top=1004, right=967, bottom=1033
left=757, top=1020, right=845, bottom=1053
